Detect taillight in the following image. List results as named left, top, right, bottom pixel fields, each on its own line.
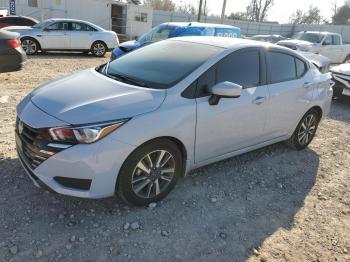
left=6, top=39, right=21, bottom=49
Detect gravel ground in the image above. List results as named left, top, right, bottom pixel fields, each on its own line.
left=0, top=53, right=349, bottom=262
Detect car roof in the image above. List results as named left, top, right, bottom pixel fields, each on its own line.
left=301, top=31, right=340, bottom=36
left=163, top=22, right=240, bottom=30
left=45, top=18, right=104, bottom=30
left=0, top=15, right=38, bottom=22
left=169, top=36, right=282, bottom=49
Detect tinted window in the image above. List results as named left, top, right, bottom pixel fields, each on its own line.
left=332, top=35, right=341, bottom=45
left=72, top=22, right=96, bottom=31
left=269, top=52, right=296, bottom=83
left=217, top=50, right=260, bottom=88
left=296, top=58, right=306, bottom=77
left=105, top=41, right=223, bottom=89
left=46, top=22, right=69, bottom=30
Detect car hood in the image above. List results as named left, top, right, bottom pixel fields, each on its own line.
left=119, top=40, right=141, bottom=52
left=330, top=63, right=350, bottom=75
left=30, top=69, right=166, bottom=125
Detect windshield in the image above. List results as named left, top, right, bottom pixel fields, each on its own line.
left=98, top=40, right=223, bottom=89
left=32, top=20, right=52, bottom=28
left=138, top=25, right=173, bottom=45
left=293, top=32, right=323, bottom=43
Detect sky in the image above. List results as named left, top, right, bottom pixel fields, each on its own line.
left=174, top=0, right=346, bottom=23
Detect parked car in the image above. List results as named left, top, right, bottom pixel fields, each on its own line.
left=0, top=16, right=38, bottom=29
left=111, top=22, right=241, bottom=60
left=15, top=37, right=332, bottom=206
left=330, top=63, right=350, bottom=98
left=250, top=34, right=286, bottom=43
left=0, top=29, right=26, bottom=72
left=299, top=51, right=331, bottom=73
left=277, top=31, right=350, bottom=64
left=4, top=18, right=119, bottom=57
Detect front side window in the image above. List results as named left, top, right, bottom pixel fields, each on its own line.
left=323, top=36, right=332, bottom=45
left=103, top=41, right=223, bottom=89
left=45, top=22, right=69, bottom=31
left=217, top=50, right=260, bottom=88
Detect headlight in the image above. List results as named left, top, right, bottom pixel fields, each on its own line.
left=49, top=119, right=129, bottom=144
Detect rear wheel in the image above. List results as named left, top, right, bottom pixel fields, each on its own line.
left=21, top=37, right=39, bottom=55
left=91, top=41, right=107, bottom=57
left=117, top=139, right=183, bottom=206
left=287, top=109, right=321, bottom=150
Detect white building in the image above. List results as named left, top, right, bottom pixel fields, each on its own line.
left=0, top=0, right=153, bottom=39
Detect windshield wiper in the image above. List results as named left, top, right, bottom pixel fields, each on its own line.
left=105, top=69, right=148, bottom=88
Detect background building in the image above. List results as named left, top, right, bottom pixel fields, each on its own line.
left=0, top=0, right=153, bottom=39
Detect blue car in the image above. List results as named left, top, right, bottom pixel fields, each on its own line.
left=111, top=22, right=241, bottom=60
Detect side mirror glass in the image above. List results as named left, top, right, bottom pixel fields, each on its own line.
left=209, top=81, right=242, bottom=105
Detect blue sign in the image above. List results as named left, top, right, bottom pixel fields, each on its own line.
left=9, top=0, right=16, bottom=15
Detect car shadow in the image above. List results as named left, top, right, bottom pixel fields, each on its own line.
left=0, top=143, right=319, bottom=261
left=329, top=97, right=350, bottom=124
left=28, top=51, right=111, bottom=60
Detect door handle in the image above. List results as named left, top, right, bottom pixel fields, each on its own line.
left=36, top=34, right=42, bottom=37
left=252, top=96, right=266, bottom=105
left=303, top=82, right=312, bottom=88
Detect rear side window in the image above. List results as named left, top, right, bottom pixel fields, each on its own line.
left=332, top=35, right=341, bottom=45
left=269, top=52, right=296, bottom=83
left=217, top=50, right=260, bottom=88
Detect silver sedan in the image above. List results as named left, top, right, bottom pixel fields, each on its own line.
left=4, top=18, right=119, bottom=57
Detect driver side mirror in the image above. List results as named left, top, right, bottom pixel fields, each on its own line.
left=209, top=81, right=242, bottom=106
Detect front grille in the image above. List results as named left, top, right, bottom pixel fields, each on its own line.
left=15, top=118, right=64, bottom=170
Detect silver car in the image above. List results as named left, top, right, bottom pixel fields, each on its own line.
left=15, top=37, right=333, bottom=206
left=4, top=18, right=119, bottom=57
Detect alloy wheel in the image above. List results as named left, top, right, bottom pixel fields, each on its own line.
left=93, top=43, right=106, bottom=56
left=297, top=113, right=317, bottom=145
left=131, top=150, right=175, bottom=199
left=21, top=39, right=37, bottom=55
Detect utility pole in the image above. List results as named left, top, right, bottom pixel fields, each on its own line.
left=220, top=0, right=227, bottom=24
left=197, top=0, right=203, bottom=22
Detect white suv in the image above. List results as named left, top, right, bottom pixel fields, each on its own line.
left=15, top=37, right=333, bottom=206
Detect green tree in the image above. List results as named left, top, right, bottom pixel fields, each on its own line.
left=227, top=12, right=248, bottom=21
left=143, top=0, right=176, bottom=12
left=290, top=6, right=323, bottom=24
left=332, top=4, right=350, bottom=25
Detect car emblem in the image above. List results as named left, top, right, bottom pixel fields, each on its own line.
left=18, top=120, right=24, bottom=135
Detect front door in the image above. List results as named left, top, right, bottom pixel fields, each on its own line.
left=195, top=48, right=269, bottom=163
left=41, top=21, right=70, bottom=49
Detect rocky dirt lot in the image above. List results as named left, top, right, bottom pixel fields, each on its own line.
left=0, top=53, right=349, bottom=262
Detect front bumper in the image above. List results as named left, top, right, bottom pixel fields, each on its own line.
left=16, top=128, right=135, bottom=198
left=331, top=72, right=350, bottom=96
left=16, top=100, right=136, bottom=199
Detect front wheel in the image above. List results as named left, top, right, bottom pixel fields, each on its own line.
left=21, top=37, right=39, bottom=55
left=117, top=139, right=183, bottom=206
left=287, top=109, right=321, bottom=150
left=91, top=41, right=107, bottom=57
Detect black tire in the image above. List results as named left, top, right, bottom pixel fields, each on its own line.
left=91, top=41, right=107, bottom=57
left=286, top=109, right=321, bottom=150
left=117, top=139, right=183, bottom=206
left=21, top=37, right=40, bottom=55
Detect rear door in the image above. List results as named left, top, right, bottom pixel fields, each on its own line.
left=69, top=22, right=95, bottom=50
left=41, top=21, right=70, bottom=49
left=264, top=50, right=312, bottom=138
left=195, top=48, right=269, bottom=163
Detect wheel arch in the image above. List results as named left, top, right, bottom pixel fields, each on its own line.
left=20, top=36, right=42, bottom=50
left=308, top=105, right=323, bottom=118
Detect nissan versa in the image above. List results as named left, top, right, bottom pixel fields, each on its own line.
left=15, top=37, right=333, bottom=206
